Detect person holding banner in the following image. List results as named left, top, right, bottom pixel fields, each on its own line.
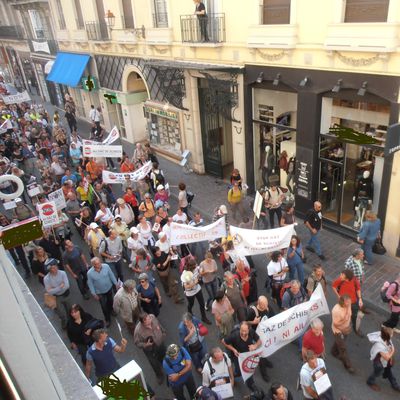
left=222, top=322, right=261, bottom=392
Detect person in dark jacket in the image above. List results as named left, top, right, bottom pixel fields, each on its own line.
left=66, top=304, right=94, bottom=365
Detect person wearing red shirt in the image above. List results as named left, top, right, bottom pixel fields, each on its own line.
left=302, top=318, right=325, bottom=360
left=123, top=187, right=139, bottom=222
left=332, top=269, right=364, bottom=336
left=120, top=155, right=135, bottom=173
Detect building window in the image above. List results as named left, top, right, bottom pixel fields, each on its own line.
left=261, top=0, right=291, bottom=25
left=153, top=0, right=168, bottom=28
left=74, top=0, right=84, bottom=29
left=344, top=0, right=389, bottom=23
left=54, top=0, right=66, bottom=30
left=122, top=0, right=135, bottom=29
left=28, top=10, right=47, bottom=38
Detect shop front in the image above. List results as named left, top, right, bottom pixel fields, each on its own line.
left=244, top=65, right=400, bottom=252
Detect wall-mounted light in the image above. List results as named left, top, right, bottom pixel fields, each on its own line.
left=332, top=79, right=343, bottom=93
left=272, top=73, right=281, bottom=86
left=184, top=113, right=191, bottom=121
left=105, top=10, right=115, bottom=28
left=256, top=72, right=264, bottom=84
left=234, top=125, right=242, bottom=134
left=357, top=81, right=368, bottom=96
left=299, top=76, right=309, bottom=87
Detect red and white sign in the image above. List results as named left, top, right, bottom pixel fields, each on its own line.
left=102, top=125, right=120, bottom=145
left=83, top=144, right=123, bottom=158
left=238, top=348, right=263, bottom=382
left=37, top=201, right=59, bottom=227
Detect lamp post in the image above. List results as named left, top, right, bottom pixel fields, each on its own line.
left=105, top=10, right=115, bottom=28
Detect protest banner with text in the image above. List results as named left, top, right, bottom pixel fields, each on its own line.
left=102, top=161, right=153, bottom=184
left=83, top=144, right=123, bottom=158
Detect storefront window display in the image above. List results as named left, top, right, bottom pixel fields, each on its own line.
left=318, top=97, right=388, bottom=231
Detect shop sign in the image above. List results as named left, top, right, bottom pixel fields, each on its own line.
left=31, top=40, right=50, bottom=54
left=144, top=105, right=178, bottom=121
left=295, top=147, right=313, bottom=200
left=385, top=123, right=400, bottom=157
left=81, top=75, right=98, bottom=92
left=1, top=90, right=31, bottom=105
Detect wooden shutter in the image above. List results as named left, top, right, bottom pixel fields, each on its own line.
left=262, top=0, right=291, bottom=25
left=344, top=0, right=389, bottom=23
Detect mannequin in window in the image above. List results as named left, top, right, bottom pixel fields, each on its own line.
left=286, top=154, right=296, bottom=194
left=260, top=145, right=276, bottom=187
left=353, top=170, right=373, bottom=228
left=194, top=0, right=209, bottom=42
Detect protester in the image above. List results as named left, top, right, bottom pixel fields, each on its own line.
left=202, top=346, right=234, bottom=390
left=199, top=251, right=219, bottom=310
left=304, top=201, right=325, bottom=260
left=357, top=210, right=381, bottom=265
left=382, top=273, right=400, bottom=331
left=286, top=235, right=305, bottom=283
left=305, top=264, right=327, bottom=298
left=302, top=318, right=325, bottom=360
left=266, top=383, right=294, bottom=400
left=267, top=251, right=289, bottom=309
left=211, top=290, right=235, bottom=337
left=99, top=229, right=124, bottom=281
left=136, top=272, right=161, bottom=317
left=220, top=271, right=247, bottom=322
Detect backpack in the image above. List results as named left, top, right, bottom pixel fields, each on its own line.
left=186, top=191, right=195, bottom=206
left=154, top=170, right=165, bottom=186
left=303, top=274, right=326, bottom=294
left=380, top=281, right=399, bottom=303
left=204, top=353, right=229, bottom=375
left=100, top=238, right=109, bottom=254
left=280, top=284, right=307, bottom=305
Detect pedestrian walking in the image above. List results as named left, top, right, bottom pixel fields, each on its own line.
left=305, top=264, right=327, bottom=298
left=178, top=312, right=207, bottom=372
left=220, top=271, right=247, bottom=322
left=302, top=318, right=325, bottom=360
left=382, top=273, right=400, bottom=331
left=211, top=290, right=235, bottom=338
left=63, top=240, right=90, bottom=300
left=304, top=201, right=326, bottom=260
left=227, top=181, right=246, bottom=222
left=136, top=272, right=162, bottom=317
left=264, top=183, right=285, bottom=228
left=43, top=258, right=71, bottom=329
left=99, top=229, right=124, bottom=281
left=266, top=383, right=294, bottom=400
left=366, top=326, right=400, bottom=392
left=199, top=251, right=219, bottom=310
left=331, top=294, right=355, bottom=374
left=357, top=210, right=381, bottom=265
left=134, top=312, right=167, bottom=385
left=267, top=251, right=289, bottom=309
left=113, top=279, right=141, bottom=335
left=85, top=328, right=127, bottom=383
left=87, top=257, right=118, bottom=327
left=86, top=222, right=106, bottom=259
left=202, top=346, right=234, bottom=391
left=163, top=343, right=196, bottom=400
left=286, top=235, right=305, bottom=284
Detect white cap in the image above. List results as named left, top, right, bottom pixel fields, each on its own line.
left=181, top=270, right=194, bottom=283
left=130, top=227, right=139, bottom=234
left=89, top=222, right=99, bottom=229
left=114, top=214, right=122, bottom=220
left=157, top=184, right=164, bottom=191
left=219, top=205, right=228, bottom=215
left=158, top=231, right=166, bottom=239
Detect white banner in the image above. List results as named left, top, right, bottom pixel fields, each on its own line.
left=83, top=144, right=123, bottom=158
left=102, top=161, right=152, bottom=184
left=170, top=217, right=227, bottom=246
left=82, top=139, right=97, bottom=146
left=256, top=284, right=330, bottom=358
left=230, top=224, right=295, bottom=256
left=31, top=40, right=50, bottom=54
left=238, top=348, right=264, bottom=382
left=253, top=191, right=263, bottom=219
left=37, top=201, right=60, bottom=228
left=102, top=126, right=120, bottom=145
left=1, top=90, right=31, bottom=105
left=48, top=188, right=66, bottom=210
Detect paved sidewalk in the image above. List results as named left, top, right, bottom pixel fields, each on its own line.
left=41, top=98, right=400, bottom=316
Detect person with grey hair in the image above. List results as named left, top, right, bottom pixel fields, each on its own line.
left=113, top=279, right=141, bottom=335
left=202, top=346, right=234, bottom=390
left=220, top=270, right=247, bottom=322
left=282, top=280, right=307, bottom=310
left=302, top=318, right=325, bottom=360
left=345, top=248, right=365, bottom=286
left=178, top=312, right=207, bottom=372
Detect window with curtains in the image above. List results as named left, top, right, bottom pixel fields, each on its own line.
left=261, top=0, right=291, bottom=25
left=122, top=0, right=135, bottom=29
left=344, top=0, right=389, bottom=22
left=74, top=0, right=84, bottom=29
left=54, top=0, right=66, bottom=29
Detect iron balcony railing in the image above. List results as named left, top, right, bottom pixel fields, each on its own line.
left=153, top=12, right=169, bottom=28
left=85, top=21, right=110, bottom=41
left=0, top=25, right=25, bottom=39
left=180, top=13, right=225, bottom=43
left=28, top=39, right=59, bottom=55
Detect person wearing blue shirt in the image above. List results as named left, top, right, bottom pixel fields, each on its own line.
left=61, top=168, right=78, bottom=185
left=357, top=210, right=381, bottom=265
left=163, top=344, right=196, bottom=400
left=286, top=235, right=305, bottom=284
left=87, top=257, right=118, bottom=327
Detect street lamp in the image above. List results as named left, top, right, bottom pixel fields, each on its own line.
left=105, top=10, right=115, bottom=28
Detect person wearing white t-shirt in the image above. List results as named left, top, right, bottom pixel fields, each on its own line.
left=172, top=208, right=188, bottom=224
left=202, top=347, right=234, bottom=390
left=300, top=351, right=334, bottom=400
left=267, top=250, right=289, bottom=309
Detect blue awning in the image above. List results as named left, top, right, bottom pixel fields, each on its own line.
left=47, top=52, right=90, bottom=87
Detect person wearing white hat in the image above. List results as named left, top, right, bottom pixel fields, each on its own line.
left=113, top=198, right=135, bottom=227
left=87, top=222, right=106, bottom=259
left=154, top=184, right=169, bottom=210
left=155, top=231, right=170, bottom=254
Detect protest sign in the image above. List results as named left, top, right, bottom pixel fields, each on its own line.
left=253, top=191, right=263, bottom=219
left=170, top=217, right=227, bottom=246
left=102, top=161, right=153, bottom=184
left=1, top=90, right=31, bottom=105
left=83, top=144, right=123, bottom=158
left=37, top=201, right=59, bottom=228
left=230, top=224, right=295, bottom=256
left=48, top=188, right=66, bottom=210
left=102, top=126, right=120, bottom=145
left=238, top=348, right=264, bottom=382
left=256, top=284, right=330, bottom=358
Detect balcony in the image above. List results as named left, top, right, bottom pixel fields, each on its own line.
left=180, top=14, right=225, bottom=44
left=28, top=38, right=58, bottom=55
left=247, top=24, right=297, bottom=49
left=153, top=12, right=169, bottom=28
left=0, top=25, right=25, bottom=40
left=85, top=21, right=110, bottom=41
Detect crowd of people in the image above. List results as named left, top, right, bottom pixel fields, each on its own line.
left=1, top=93, right=400, bottom=400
